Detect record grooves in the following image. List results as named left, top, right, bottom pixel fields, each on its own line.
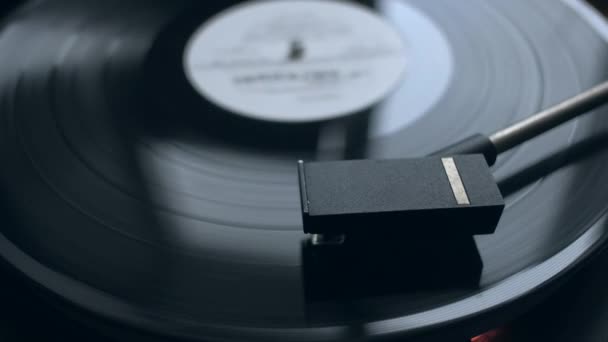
left=1, top=1, right=608, bottom=341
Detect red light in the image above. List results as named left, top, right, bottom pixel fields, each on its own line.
left=471, top=328, right=503, bottom=342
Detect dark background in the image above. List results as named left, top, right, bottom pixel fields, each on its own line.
left=0, top=0, right=19, bottom=17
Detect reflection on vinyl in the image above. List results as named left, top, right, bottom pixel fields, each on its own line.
left=1, top=0, right=608, bottom=341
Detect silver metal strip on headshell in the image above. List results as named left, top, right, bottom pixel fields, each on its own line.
left=441, top=157, right=471, bottom=205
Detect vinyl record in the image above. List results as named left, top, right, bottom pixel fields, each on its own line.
left=1, top=0, right=608, bottom=341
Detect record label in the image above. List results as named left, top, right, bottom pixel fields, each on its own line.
left=183, top=0, right=407, bottom=123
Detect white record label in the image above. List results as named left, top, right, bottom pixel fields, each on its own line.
left=184, top=0, right=407, bottom=123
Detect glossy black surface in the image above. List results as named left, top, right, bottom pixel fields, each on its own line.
left=1, top=1, right=608, bottom=341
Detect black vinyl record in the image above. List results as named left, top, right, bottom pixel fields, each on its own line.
left=1, top=0, right=608, bottom=341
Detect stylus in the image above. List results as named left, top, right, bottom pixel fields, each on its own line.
left=298, top=80, right=608, bottom=237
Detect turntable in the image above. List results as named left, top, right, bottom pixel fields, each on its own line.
left=1, top=1, right=608, bottom=341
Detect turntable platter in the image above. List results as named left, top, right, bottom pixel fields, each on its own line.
left=1, top=1, right=608, bottom=341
